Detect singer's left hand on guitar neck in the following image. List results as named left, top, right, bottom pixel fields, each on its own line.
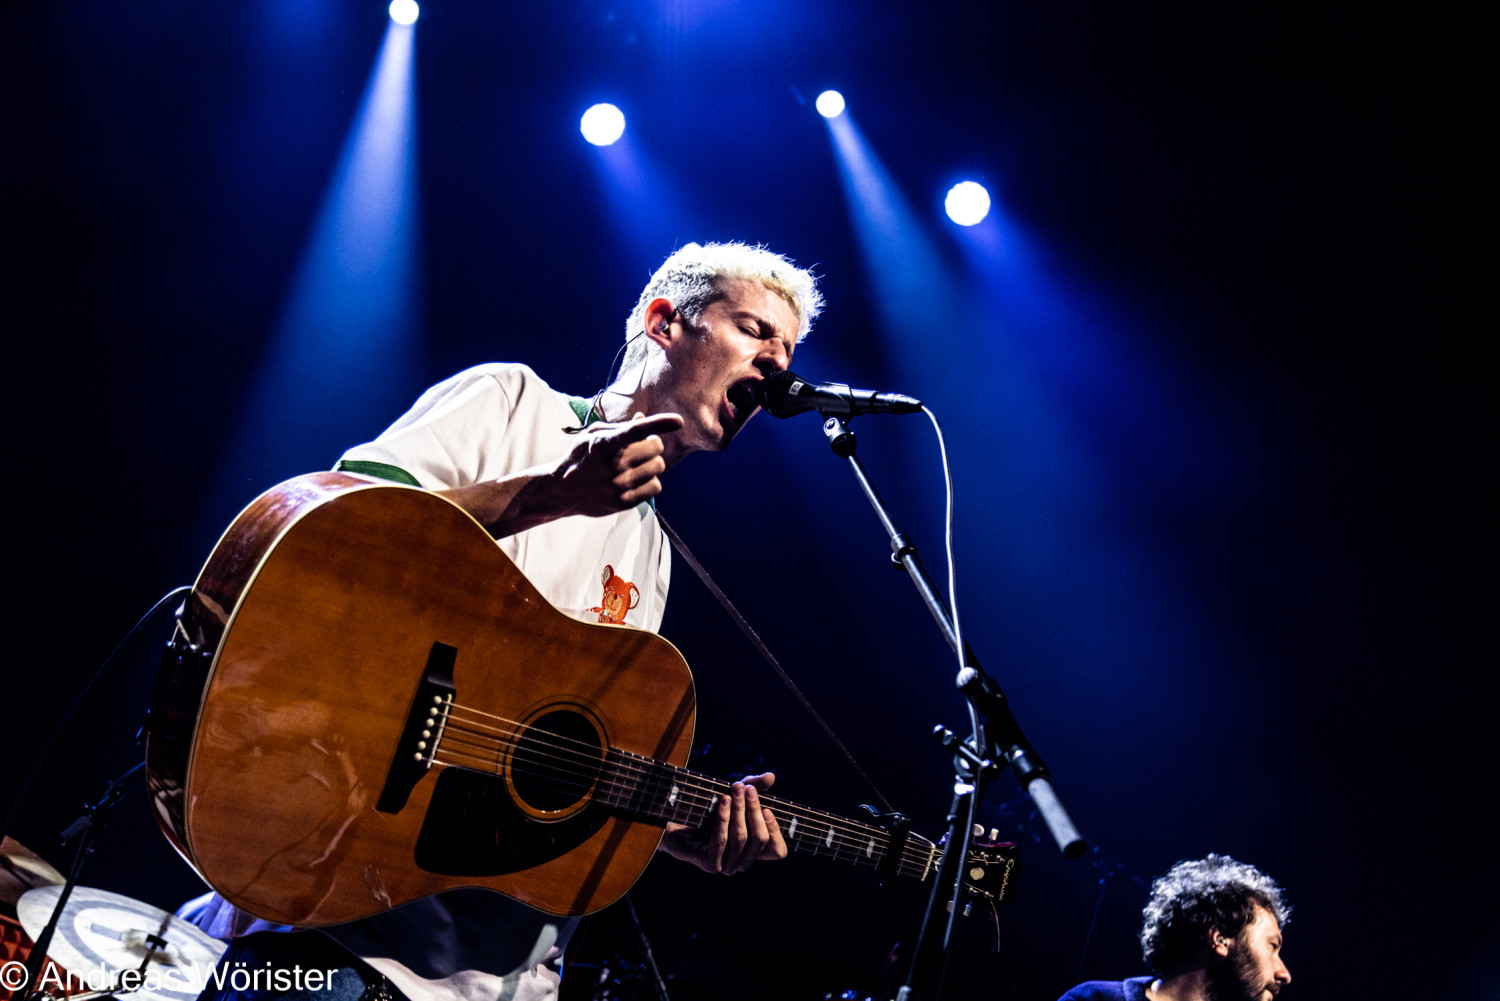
left=657, top=772, right=789, bottom=875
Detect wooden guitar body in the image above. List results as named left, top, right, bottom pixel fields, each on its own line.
left=146, top=473, right=695, bottom=926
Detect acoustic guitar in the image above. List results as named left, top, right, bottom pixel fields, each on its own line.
left=145, top=472, right=1017, bottom=927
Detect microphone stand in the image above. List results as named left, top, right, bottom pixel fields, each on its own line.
left=816, top=416, right=1085, bottom=1001
left=20, top=762, right=145, bottom=1001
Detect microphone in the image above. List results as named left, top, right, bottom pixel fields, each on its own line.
left=758, top=370, right=923, bottom=419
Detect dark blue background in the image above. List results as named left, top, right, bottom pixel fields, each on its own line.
left=5, top=2, right=1485, bottom=998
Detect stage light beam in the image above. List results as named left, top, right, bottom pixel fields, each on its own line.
left=945, top=181, right=991, bottom=226
left=197, top=14, right=421, bottom=552
left=580, top=103, right=626, bottom=146
left=388, top=0, right=418, bottom=25
left=815, top=90, right=846, bottom=118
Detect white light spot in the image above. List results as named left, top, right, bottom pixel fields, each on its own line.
left=388, top=0, right=419, bottom=25
left=788, top=818, right=799, bottom=839
left=866, top=838, right=876, bottom=857
left=815, top=90, right=846, bottom=119
left=945, top=181, right=991, bottom=226
left=824, top=827, right=834, bottom=848
left=668, top=783, right=679, bottom=806
left=580, top=103, right=626, bottom=146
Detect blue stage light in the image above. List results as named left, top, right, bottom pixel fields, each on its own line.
left=815, top=90, right=846, bottom=118
left=580, top=104, right=626, bottom=146
left=388, top=0, right=418, bottom=25
left=944, top=181, right=991, bottom=226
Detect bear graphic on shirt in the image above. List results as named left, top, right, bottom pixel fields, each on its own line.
left=588, top=564, right=639, bottom=624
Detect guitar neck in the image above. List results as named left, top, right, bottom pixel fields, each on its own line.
left=598, top=748, right=938, bottom=883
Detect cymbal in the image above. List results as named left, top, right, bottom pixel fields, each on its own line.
left=17, top=885, right=227, bottom=1001
left=0, top=837, right=64, bottom=908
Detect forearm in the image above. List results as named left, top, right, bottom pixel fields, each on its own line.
left=436, top=467, right=573, bottom=539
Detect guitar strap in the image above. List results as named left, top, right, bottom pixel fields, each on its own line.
left=655, top=513, right=896, bottom=815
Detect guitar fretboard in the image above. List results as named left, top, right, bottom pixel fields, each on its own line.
left=597, top=748, right=937, bottom=882
left=422, top=700, right=944, bottom=887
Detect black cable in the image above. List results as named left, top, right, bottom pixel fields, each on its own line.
left=1, top=584, right=192, bottom=844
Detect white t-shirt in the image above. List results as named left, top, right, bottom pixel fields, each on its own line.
left=339, top=362, right=670, bottom=631
left=186, top=364, right=673, bottom=1001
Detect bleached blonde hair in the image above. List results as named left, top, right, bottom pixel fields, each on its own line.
left=621, top=242, right=823, bottom=374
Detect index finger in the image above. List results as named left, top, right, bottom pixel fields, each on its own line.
left=608, top=412, right=683, bottom=440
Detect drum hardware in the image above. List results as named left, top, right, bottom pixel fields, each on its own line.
left=13, top=764, right=146, bottom=1001
left=17, top=885, right=226, bottom=1001
left=1, top=840, right=64, bottom=911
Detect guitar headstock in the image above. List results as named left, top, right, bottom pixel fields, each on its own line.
left=855, top=806, right=1022, bottom=909
left=957, top=837, right=1021, bottom=907
left=919, top=832, right=1020, bottom=909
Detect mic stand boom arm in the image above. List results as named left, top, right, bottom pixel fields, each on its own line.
left=818, top=416, right=1084, bottom=1001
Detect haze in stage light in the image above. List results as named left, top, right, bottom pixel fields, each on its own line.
left=945, top=181, right=991, bottom=226
left=815, top=90, right=846, bottom=118
left=388, top=0, right=418, bottom=25
left=580, top=104, right=626, bottom=146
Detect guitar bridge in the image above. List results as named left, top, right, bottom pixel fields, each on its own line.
left=376, top=642, right=457, bottom=814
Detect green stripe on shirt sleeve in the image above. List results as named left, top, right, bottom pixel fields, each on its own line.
left=334, top=459, right=423, bottom=486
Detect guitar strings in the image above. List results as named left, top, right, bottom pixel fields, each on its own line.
left=435, top=703, right=925, bottom=862
left=440, top=699, right=901, bottom=846
left=429, top=742, right=933, bottom=880
left=429, top=729, right=912, bottom=870
left=437, top=703, right=913, bottom=855
left=431, top=725, right=936, bottom=877
left=432, top=740, right=918, bottom=873
left=424, top=702, right=939, bottom=875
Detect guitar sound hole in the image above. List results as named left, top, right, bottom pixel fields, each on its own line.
left=510, top=709, right=604, bottom=813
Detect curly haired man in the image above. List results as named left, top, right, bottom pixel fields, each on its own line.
left=1057, top=854, right=1292, bottom=1001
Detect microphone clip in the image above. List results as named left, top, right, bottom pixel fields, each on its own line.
left=822, top=414, right=858, bottom=457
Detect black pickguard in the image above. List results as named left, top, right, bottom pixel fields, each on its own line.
left=413, top=767, right=611, bottom=876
